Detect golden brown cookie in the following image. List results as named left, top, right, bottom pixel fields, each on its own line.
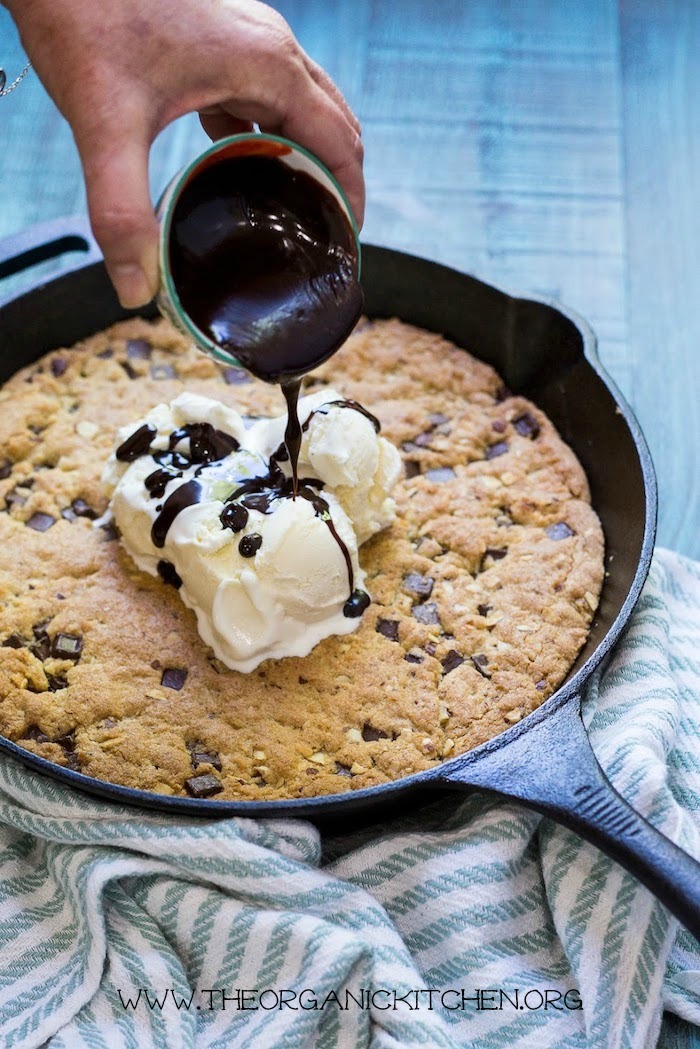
left=0, top=317, right=604, bottom=799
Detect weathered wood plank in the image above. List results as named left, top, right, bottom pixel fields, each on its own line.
left=620, top=0, right=700, bottom=558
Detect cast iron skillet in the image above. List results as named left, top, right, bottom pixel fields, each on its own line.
left=1, top=218, right=699, bottom=939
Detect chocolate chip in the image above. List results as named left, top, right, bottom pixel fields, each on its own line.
left=306, top=767, right=318, bottom=776
left=100, top=521, right=120, bottom=542
left=513, top=412, right=540, bottom=439
left=403, top=572, right=434, bottom=599
left=149, top=363, right=176, bottom=381
left=404, top=650, right=424, bottom=664
left=424, top=641, right=437, bottom=656
left=2, top=633, right=25, bottom=649
left=56, top=593, right=66, bottom=601
left=442, top=650, right=465, bottom=675
left=71, top=498, right=97, bottom=519
left=50, top=357, right=68, bottom=377
left=376, top=618, right=399, bottom=641
left=470, top=653, right=492, bottom=679
left=161, top=668, right=187, bottom=690
left=120, top=361, right=138, bottom=380
left=26, top=725, right=50, bottom=743
left=0, top=459, right=11, bottom=480
left=96, top=347, right=114, bottom=359
left=51, top=633, right=83, bottom=661
left=429, top=413, right=449, bottom=426
left=222, top=366, right=252, bottom=385
left=5, top=486, right=29, bottom=511
left=100, top=717, right=118, bottom=729
left=64, top=753, right=82, bottom=772
left=477, top=603, right=492, bottom=617
left=536, top=679, right=547, bottom=691
left=412, top=602, right=440, bottom=626
left=151, top=660, right=162, bottom=670
left=187, top=741, right=222, bottom=771
left=492, top=419, right=507, bottom=433
left=47, top=674, right=69, bottom=692
left=480, top=547, right=507, bottom=570
left=335, top=762, right=353, bottom=776
left=26, top=512, right=56, bottom=532
left=362, top=723, right=388, bottom=742
left=414, top=431, right=433, bottom=448
left=495, top=384, right=511, bottom=403
left=54, top=732, right=76, bottom=752
left=61, top=507, right=76, bottom=522
left=239, top=533, right=262, bottom=557
left=31, top=622, right=51, bottom=661
left=126, top=338, right=152, bottom=360
left=404, top=460, right=421, bottom=479
left=546, top=522, right=575, bottom=540
left=425, top=467, right=456, bottom=483
left=485, top=441, right=509, bottom=460
left=221, top=502, right=249, bottom=533
left=299, top=675, right=309, bottom=685
left=157, top=560, right=182, bottom=589
left=185, top=773, right=223, bottom=798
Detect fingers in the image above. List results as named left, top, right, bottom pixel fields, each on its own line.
left=301, top=55, right=362, bottom=137
left=74, top=115, right=159, bottom=309
left=198, top=110, right=255, bottom=141
left=267, top=78, right=365, bottom=228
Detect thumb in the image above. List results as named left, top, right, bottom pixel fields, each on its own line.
left=76, top=120, right=159, bottom=309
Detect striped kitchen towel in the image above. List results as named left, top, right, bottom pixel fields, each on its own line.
left=0, top=546, right=699, bottom=1049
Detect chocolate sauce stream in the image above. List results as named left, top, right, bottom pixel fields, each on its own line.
left=282, top=380, right=302, bottom=497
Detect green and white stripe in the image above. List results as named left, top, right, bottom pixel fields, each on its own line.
left=0, top=548, right=698, bottom=1047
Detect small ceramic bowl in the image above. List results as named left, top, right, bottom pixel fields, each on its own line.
left=155, top=132, right=361, bottom=369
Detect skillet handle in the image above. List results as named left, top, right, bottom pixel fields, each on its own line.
left=0, top=216, right=102, bottom=297
left=433, top=695, right=700, bottom=941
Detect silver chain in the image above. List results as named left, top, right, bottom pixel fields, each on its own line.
left=0, top=60, right=32, bottom=97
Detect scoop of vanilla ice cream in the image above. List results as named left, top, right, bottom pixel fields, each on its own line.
left=302, top=404, right=403, bottom=543
left=102, top=391, right=395, bottom=673
left=251, top=388, right=402, bottom=543
left=164, top=494, right=362, bottom=671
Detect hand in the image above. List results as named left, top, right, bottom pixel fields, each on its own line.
left=5, top=0, right=364, bottom=308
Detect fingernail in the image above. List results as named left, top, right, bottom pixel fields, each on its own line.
left=111, top=263, right=154, bottom=309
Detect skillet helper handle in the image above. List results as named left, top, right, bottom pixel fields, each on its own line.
left=435, top=695, right=700, bottom=941
left=0, top=216, right=102, bottom=292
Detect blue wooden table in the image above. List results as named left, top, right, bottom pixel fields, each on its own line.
left=1, top=1, right=698, bottom=562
